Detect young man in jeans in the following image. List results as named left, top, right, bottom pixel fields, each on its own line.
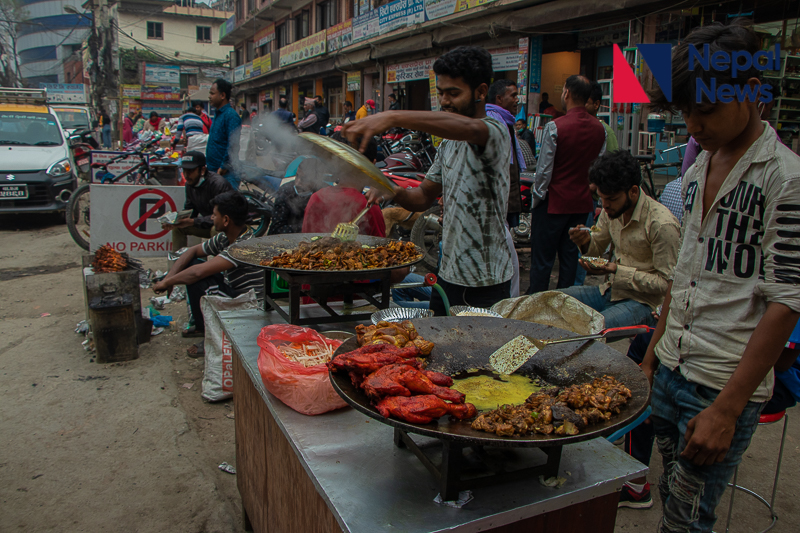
left=642, top=20, right=800, bottom=532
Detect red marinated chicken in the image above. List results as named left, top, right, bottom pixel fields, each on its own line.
left=327, top=344, right=421, bottom=374
left=376, top=395, right=477, bottom=424
left=397, top=367, right=465, bottom=404
left=423, top=370, right=453, bottom=387
left=361, top=364, right=414, bottom=398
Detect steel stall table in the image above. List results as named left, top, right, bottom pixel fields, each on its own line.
left=220, top=309, right=648, bottom=533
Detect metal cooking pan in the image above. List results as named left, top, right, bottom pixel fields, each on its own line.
left=226, top=233, right=424, bottom=275
left=329, top=316, right=650, bottom=448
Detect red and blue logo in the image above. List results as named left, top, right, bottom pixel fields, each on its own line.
left=612, top=43, right=779, bottom=104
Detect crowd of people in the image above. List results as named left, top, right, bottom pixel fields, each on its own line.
left=142, top=18, right=800, bottom=532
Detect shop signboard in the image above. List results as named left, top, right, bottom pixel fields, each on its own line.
left=89, top=151, right=153, bottom=184
left=428, top=69, right=439, bottom=111
left=252, top=57, right=262, bottom=78
left=234, top=65, right=245, bottom=82
left=244, top=61, right=253, bottom=79
left=279, top=86, right=287, bottom=96
left=517, top=38, right=529, bottom=104
left=529, top=36, right=543, bottom=93
left=262, top=88, right=273, bottom=100
left=353, top=10, right=379, bottom=42
left=202, top=67, right=227, bottom=79
left=225, top=16, right=235, bottom=36
left=327, top=20, right=353, bottom=52
left=577, top=22, right=628, bottom=49
left=346, top=71, right=361, bottom=91
left=379, top=0, right=424, bottom=35
left=387, top=58, right=434, bottom=83
left=424, top=0, right=457, bottom=20
left=261, top=54, right=272, bottom=74
left=91, top=185, right=186, bottom=257
left=180, top=66, right=199, bottom=74
left=255, top=23, right=275, bottom=46
left=40, top=83, right=87, bottom=103
left=488, top=46, right=518, bottom=72
left=279, top=30, right=327, bottom=67
left=141, top=86, right=181, bottom=101
left=141, top=103, right=183, bottom=116
left=360, top=0, right=370, bottom=15
left=142, top=63, right=180, bottom=86
left=121, top=84, right=142, bottom=98
left=455, top=0, right=495, bottom=11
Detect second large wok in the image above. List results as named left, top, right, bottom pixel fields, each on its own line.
left=226, top=233, right=423, bottom=275
left=329, top=317, right=650, bottom=448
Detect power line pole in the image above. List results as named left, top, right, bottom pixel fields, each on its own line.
left=87, top=0, right=119, bottom=142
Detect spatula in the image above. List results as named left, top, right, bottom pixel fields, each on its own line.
left=489, top=325, right=651, bottom=375
left=331, top=205, right=370, bottom=241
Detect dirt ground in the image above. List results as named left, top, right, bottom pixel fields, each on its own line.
left=1, top=217, right=798, bottom=532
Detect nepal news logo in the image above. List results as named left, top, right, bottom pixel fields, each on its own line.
left=612, top=43, right=780, bottom=104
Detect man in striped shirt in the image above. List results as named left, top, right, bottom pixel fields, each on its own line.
left=176, top=108, right=207, bottom=141
left=153, top=191, right=264, bottom=355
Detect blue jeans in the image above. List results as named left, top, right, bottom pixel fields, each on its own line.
left=559, top=285, right=655, bottom=329
left=392, top=273, right=432, bottom=309
left=101, top=124, right=112, bottom=148
left=651, top=366, right=764, bottom=532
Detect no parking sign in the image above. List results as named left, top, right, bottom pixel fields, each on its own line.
left=91, top=184, right=186, bottom=257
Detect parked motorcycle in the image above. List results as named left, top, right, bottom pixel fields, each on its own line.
left=68, top=129, right=99, bottom=182
left=512, top=171, right=534, bottom=244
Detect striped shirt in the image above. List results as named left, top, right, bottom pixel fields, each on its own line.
left=202, top=228, right=264, bottom=299
left=177, top=112, right=206, bottom=137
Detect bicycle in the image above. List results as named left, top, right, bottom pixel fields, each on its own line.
left=66, top=140, right=162, bottom=251
left=635, top=143, right=687, bottom=198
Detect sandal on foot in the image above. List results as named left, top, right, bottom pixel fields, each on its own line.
left=182, top=328, right=204, bottom=338
left=186, top=341, right=205, bottom=358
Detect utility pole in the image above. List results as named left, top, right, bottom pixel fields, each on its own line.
left=86, top=0, right=119, bottom=143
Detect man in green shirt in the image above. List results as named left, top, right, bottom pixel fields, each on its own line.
left=587, top=82, right=618, bottom=152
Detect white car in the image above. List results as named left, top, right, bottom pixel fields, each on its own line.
left=0, top=89, right=77, bottom=217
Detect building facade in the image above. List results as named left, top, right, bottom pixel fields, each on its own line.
left=16, top=0, right=92, bottom=85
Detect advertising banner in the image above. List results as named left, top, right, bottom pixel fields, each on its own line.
left=255, top=23, right=275, bottom=46
left=279, top=30, right=327, bottom=67
left=529, top=36, right=543, bottom=93
left=91, top=185, right=186, bottom=256
left=489, top=46, right=518, bottom=72
left=327, top=20, right=353, bottom=52
left=40, top=83, right=87, bottom=103
left=517, top=37, right=529, bottom=99
left=140, top=103, right=183, bottom=116
left=252, top=57, right=261, bottom=78
left=234, top=65, right=245, bottom=82
left=428, top=69, right=439, bottom=111
left=244, top=61, right=253, bottom=79
left=424, top=0, right=458, bottom=20
left=121, top=84, right=142, bottom=98
left=379, top=0, right=424, bottom=35
left=353, top=10, right=379, bottom=42
left=140, top=86, right=181, bottom=101
left=387, top=58, right=434, bottom=82
left=346, top=71, right=361, bottom=91
left=142, top=63, right=180, bottom=86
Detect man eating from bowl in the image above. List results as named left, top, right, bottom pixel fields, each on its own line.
left=563, top=150, right=680, bottom=329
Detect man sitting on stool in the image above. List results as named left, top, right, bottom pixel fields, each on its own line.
left=562, top=150, right=680, bottom=329
left=153, top=191, right=264, bottom=357
left=162, top=151, right=233, bottom=251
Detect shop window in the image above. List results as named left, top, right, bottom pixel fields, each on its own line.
left=316, top=0, right=338, bottom=32
left=295, top=9, right=309, bottom=39
left=246, top=41, right=254, bottom=62
left=259, top=42, right=271, bottom=56
left=196, top=26, right=211, bottom=43
left=147, top=21, right=163, bottom=40
left=235, top=48, right=243, bottom=66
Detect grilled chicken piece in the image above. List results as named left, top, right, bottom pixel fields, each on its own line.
left=397, top=367, right=465, bottom=403
left=376, top=395, right=476, bottom=424
left=361, top=364, right=414, bottom=399
left=423, top=370, right=453, bottom=387
left=410, top=337, right=435, bottom=355
left=327, top=344, right=421, bottom=374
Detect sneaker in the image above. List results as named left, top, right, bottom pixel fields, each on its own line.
left=618, top=483, right=654, bottom=509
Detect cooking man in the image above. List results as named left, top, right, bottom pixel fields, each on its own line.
left=162, top=151, right=233, bottom=251
left=343, top=46, right=512, bottom=316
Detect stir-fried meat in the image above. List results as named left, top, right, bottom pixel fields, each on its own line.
left=356, top=321, right=434, bottom=355
left=262, top=238, right=421, bottom=271
left=472, top=375, right=632, bottom=437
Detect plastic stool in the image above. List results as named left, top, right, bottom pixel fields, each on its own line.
left=721, top=411, right=788, bottom=533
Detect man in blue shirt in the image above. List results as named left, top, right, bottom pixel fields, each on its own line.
left=206, top=78, right=242, bottom=188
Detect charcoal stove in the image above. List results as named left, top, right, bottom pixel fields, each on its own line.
left=329, top=317, right=651, bottom=501
left=226, top=233, right=423, bottom=325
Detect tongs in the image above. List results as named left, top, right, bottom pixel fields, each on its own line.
left=489, top=325, right=652, bottom=375
left=331, top=205, right=370, bottom=241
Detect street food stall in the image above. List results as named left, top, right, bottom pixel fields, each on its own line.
left=218, top=307, right=648, bottom=532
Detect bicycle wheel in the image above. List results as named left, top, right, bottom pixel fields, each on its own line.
left=241, top=190, right=271, bottom=237
left=66, top=183, right=91, bottom=251
left=410, top=204, right=442, bottom=272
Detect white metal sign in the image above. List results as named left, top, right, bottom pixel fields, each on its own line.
left=91, top=184, right=186, bottom=257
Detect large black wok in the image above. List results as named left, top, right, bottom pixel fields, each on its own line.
left=329, top=316, right=650, bottom=448
left=226, top=233, right=423, bottom=275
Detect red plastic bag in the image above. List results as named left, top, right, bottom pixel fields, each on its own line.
left=256, top=325, right=349, bottom=415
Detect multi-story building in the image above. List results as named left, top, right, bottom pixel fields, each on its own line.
left=16, top=0, right=92, bottom=85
